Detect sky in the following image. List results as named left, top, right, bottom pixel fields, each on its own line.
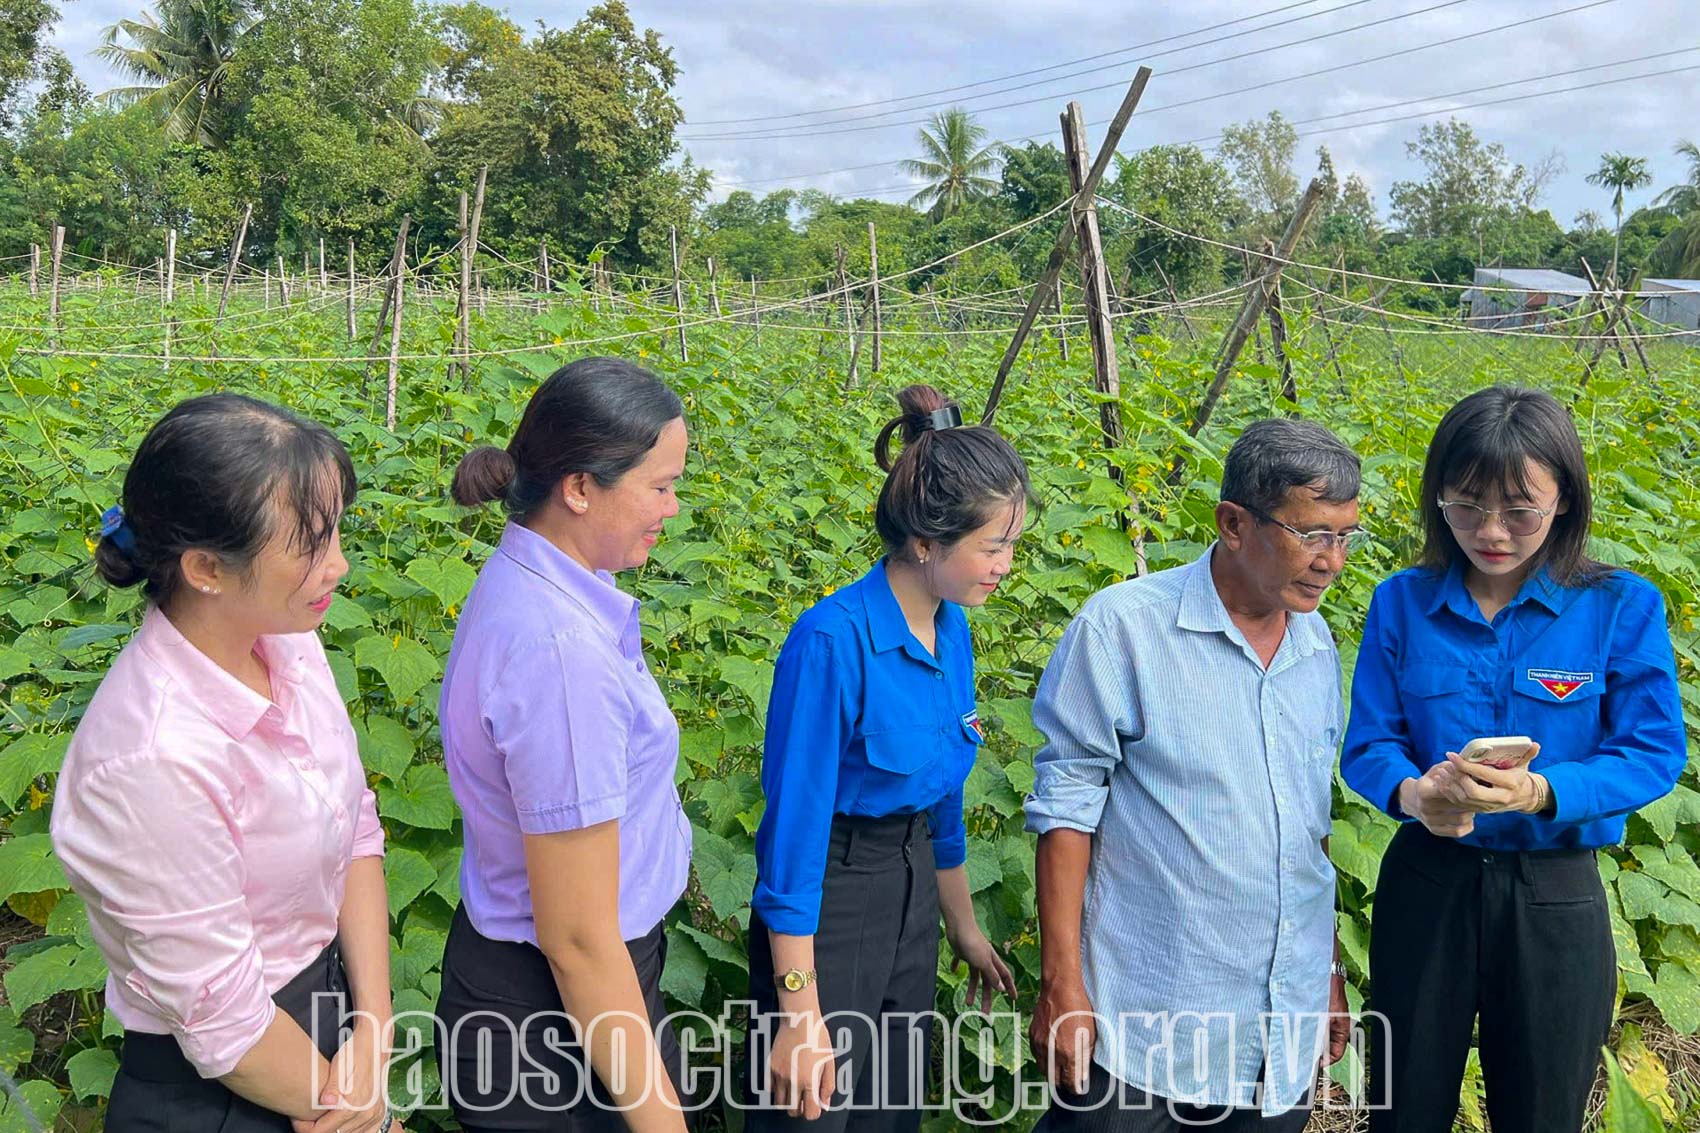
left=48, top=0, right=1697, bottom=227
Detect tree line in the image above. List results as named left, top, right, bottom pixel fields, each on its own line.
left=3, top=0, right=1698, bottom=303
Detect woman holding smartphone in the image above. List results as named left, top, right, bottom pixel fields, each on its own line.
left=1341, top=385, right=1685, bottom=1133
left=745, top=384, right=1027, bottom=1131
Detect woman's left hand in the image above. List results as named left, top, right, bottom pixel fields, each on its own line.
left=292, top=1017, right=391, bottom=1133
left=1441, top=749, right=1547, bottom=815
left=946, top=925, right=1018, bottom=1013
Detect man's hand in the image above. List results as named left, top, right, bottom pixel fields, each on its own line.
left=1326, top=971, right=1352, bottom=1065
left=1397, top=764, right=1477, bottom=838
left=1029, top=977, right=1096, bottom=1094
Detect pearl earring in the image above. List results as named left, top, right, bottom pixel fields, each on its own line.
left=200, top=585, right=211, bottom=593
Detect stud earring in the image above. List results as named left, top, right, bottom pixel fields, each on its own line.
left=200, top=585, right=211, bottom=593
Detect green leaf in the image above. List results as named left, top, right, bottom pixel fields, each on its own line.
left=659, top=928, right=708, bottom=1006
left=1078, top=524, right=1143, bottom=577
left=0, top=1007, right=34, bottom=1074
left=984, top=697, right=1045, bottom=748
left=354, top=633, right=442, bottom=704
left=404, top=558, right=478, bottom=610
left=321, top=597, right=374, bottom=631
left=1602, top=1049, right=1673, bottom=1133
left=391, top=926, right=448, bottom=995
left=3, top=942, right=106, bottom=1013
left=676, top=924, right=747, bottom=975
left=1652, top=960, right=1700, bottom=1035
left=716, top=655, right=774, bottom=719
left=692, top=828, right=756, bottom=922
left=0, top=835, right=64, bottom=902
left=965, top=840, right=1002, bottom=895
left=385, top=848, right=437, bottom=917
left=0, top=734, right=69, bottom=812
left=66, top=1047, right=118, bottom=1100
left=378, top=764, right=456, bottom=831
left=356, top=714, right=416, bottom=782
left=0, top=1078, right=63, bottom=1133
left=325, top=648, right=359, bottom=702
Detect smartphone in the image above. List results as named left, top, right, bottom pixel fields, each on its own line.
left=1457, top=735, right=1535, bottom=771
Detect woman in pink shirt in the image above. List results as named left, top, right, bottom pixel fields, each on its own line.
left=436, top=357, right=694, bottom=1133
left=51, top=394, right=397, bottom=1133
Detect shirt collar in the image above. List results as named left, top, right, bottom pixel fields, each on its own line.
left=1427, top=558, right=1567, bottom=620
left=496, top=523, right=640, bottom=646
left=1175, top=544, right=1329, bottom=658
left=860, top=558, right=949, bottom=666
left=134, top=605, right=310, bottom=741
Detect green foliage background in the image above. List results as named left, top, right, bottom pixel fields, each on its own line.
left=0, top=269, right=1697, bottom=1131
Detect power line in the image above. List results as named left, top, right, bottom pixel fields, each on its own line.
left=760, top=57, right=1700, bottom=207
left=683, top=0, right=1491, bottom=141
left=711, top=0, right=1626, bottom=190
left=685, top=0, right=1351, bottom=127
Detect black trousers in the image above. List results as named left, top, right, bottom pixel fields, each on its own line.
left=435, top=904, right=694, bottom=1132
left=1034, top=1060, right=1312, bottom=1133
left=1366, top=824, right=1615, bottom=1133
left=742, top=813, right=941, bottom=1133
left=106, top=941, right=348, bottom=1133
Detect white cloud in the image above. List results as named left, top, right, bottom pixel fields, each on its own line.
left=47, top=0, right=1695, bottom=221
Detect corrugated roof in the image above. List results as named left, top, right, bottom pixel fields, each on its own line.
left=1643, top=278, right=1700, bottom=292
left=1473, top=268, right=1591, bottom=295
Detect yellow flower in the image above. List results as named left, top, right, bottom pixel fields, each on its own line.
left=446, top=604, right=457, bottom=618
left=391, top=633, right=401, bottom=648
left=28, top=783, right=50, bottom=810
left=1076, top=458, right=1086, bottom=469
left=70, top=380, right=80, bottom=392
left=84, top=536, right=97, bottom=553
left=639, top=347, right=650, bottom=358
left=707, top=706, right=717, bottom=719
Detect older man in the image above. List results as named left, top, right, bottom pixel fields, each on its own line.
left=1025, top=418, right=1366, bottom=1132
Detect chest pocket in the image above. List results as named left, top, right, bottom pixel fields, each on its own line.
left=1400, top=661, right=1467, bottom=700
left=1513, top=665, right=1605, bottom=707
left=863, top=728, right=942, bottom=777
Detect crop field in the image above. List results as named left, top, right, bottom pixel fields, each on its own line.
left=1, top=261, right=1699, bottom=1132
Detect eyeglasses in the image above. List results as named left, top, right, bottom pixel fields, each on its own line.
left=1235, top=502, right=1374, bottom=556
left=1436, top=500, right=1555, bottom=537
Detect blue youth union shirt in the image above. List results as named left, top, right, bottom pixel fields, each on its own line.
left=1342, top=562, right=1685, bottom=850
left=752, top=559, right=982, bottom=936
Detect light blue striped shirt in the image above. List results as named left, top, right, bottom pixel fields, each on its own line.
left=1025, top=546, right=1341, bottom=1114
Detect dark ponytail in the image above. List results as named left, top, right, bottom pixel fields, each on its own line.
left=452, top=357, right=683, bottom=520
left=873, top=384, right=1033, bottom=559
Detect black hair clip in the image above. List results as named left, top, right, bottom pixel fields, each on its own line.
left=922, top=405, right=963, bottom=432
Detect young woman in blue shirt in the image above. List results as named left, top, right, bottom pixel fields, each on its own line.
left=1342, top=386, right=1685, bottom=1133
left=744, top=384, right=1029, bottom=1131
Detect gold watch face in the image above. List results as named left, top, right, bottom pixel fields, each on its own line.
left=783, top=970, right=805, bottom=992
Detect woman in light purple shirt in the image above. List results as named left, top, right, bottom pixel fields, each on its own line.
left=436, top=357, right=694, bottom=1133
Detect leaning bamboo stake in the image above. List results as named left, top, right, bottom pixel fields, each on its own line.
left=217, top=204, right=252, bottom=324
left=868, top=221, right=882, bottom=372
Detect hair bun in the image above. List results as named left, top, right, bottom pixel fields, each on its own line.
left=93, top=535, right=146, bottom=588
left=874, top=384, right=959, bottom=471
left=451, top=446, right=518, bottom=507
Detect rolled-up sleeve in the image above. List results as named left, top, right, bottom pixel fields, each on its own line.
left=1025, top=615, right=1140, bottom=835
left=753, top=629, right=853, bottom=935
left=351, top=782, right=385, bottom=859
left=52, top=754, right=275, bottom=1079
left=486, top=633, right=632, bottom=836
left=1542, top=581, right=1686, bottom=825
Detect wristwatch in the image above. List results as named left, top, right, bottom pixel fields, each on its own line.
left=776, top=968, right=817, bottom=993
left=1330, top=960, right=1348, bottom=980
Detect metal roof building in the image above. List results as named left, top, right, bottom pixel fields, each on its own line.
left=1640, top=278, right=1700, bottom=338
left=1459, top=268, right=1591, bottom=331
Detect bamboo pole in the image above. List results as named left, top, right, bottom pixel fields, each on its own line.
left=387, top=239, right=406, bottom=430
left=347, top=238, right=358, bottom=339
left=48, top=226, right=64, bottom=345
left=217, top=203, right=252, bottom=323
left=868, top=221, right=882, bottom=372
left=670, top=226, right=688, bottom=361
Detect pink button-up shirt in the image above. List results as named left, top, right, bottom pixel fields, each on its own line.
left=51, top=607, right=384, bottom=1079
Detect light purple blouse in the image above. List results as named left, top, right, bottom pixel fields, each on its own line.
left=440, top=523, right=691, bottom=944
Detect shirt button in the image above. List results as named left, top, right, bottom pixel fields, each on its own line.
left=932, top=671, right=943, bottom=680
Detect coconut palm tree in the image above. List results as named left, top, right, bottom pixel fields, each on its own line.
left=96, top=0, right=257, bottom=147
left=1584, top=151, right=1653, bottom=284
left=1649, top=140, right=1700, bottom=278
left=901, top=107, right=1002, bottom=222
